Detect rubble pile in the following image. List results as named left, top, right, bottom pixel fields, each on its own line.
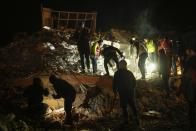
left=71, top=79, right=187, bottom=127
left=0, top=28, right=190, bottom=130
left=0, top=111, right=30, bottom=131
left=76, top=85, right=121, bottom=120
left=0, top=29, right=80, bottom=81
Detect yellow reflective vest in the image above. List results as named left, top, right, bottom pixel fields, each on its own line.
left=90, top=42, right=100, bottom=57
left=146, top=40, right=155, bottom=53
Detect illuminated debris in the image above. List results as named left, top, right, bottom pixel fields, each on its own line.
left=43, top=26, right=51, bottom=30
left=0, top=27, right=190, bottom=130
left=143, top=110, right=161, bottom=118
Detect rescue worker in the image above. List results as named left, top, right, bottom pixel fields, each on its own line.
left=90, top=39, right=103, bottom=74
left=102, top=43, right=124, bottom=76
left=136, top=40, right=148, bottom=79
left=158, top=37, right=171, bottom=54
left=49, top=74, right=76, bottom=125
left=178, top=47, right=196, bottom=129
left=77, top=27, right=90, bottom=73
left=158, top=37, right=172, bottom=75
left=23, top=77, right=49, bottom=117
left=113, top=60, right=140, bottom=126
left=129, top=36, right=138, bottom=60
left=158, top=49, right=170, bottom=96
left=145, top=38, right=156, bottom=64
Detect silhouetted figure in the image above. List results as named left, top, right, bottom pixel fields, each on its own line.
left=129, top=37, right=137, bottom=60
left=77, top=27, right=90, bottom=73
left=158, top=37, right=172, bottom=75
left=49, top=74, right=76, bottom=125
left=159, top=49, right=170, bottom=96
left=136, top=41, right=148, bottom=79
left=179, top=47, right=196, bottom=129
left=23, top=77, right=49, bottom=117
left=102, top=44, right=123, bottom=76
left=113, top=60, right=140, bottom=126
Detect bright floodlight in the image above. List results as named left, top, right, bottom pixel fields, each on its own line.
left=43, top=26, right=51, bottom=30
left=132, top=37, right=136, bottom=41
left=146, top=63, right=156, bottom=73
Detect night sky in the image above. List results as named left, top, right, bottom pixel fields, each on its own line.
left=43, top=0, right=196, bottom=31
left=0, top=0, right=195, bottom=46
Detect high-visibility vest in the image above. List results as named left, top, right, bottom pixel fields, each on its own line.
left=91, top=42, right=100, bottom=57
left=146, top=40, right=155, bottom=53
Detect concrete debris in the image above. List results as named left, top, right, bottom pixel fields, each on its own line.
left=0, top=112, right=29, bottom=131
left=0, top=28, right=188, bottom=130
left=0, top=29, right=81, bottom=81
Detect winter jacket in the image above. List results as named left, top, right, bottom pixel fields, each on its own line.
left=113, top=69, right=136, bottom=96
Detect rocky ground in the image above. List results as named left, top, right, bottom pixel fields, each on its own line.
left=0, top=28, right=189, bottom=131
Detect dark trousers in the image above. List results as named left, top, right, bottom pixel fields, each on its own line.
left=64, top=94, right=76, bottom=124
left=27, top=103, right=48, bottom=118
left=162, top=73, right=169, bottom=95
left=90, top=56, right=97, bottom=73
left=79, top=51, right=90, bottom=71
left=104, top=55, right=119, bottom=76
left=188, top=101, right=196, bottom=128
left=119, top=89, right=139, bottom=124
left=138, top=53, right=148, bottom=79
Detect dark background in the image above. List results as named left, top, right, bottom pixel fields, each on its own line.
left=0, top=0, right=195, bottom=46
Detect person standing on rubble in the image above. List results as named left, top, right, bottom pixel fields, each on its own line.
left=158, top=37, right=172, bottom=75
left=113, top=60, right=140, bottom=126
left=90, top=39, right=103, bottom=74
left=102, top=42, right=124, bottom=76
left=77, top=27, right=91, bottom=73
left=49, top=74, right=76, bottom=126
left=136, top=40, right=148, bottom=79
left=158, top=49, right=170, bottom=96
left=144, top=38, right=156, bottom=64
left=23, top=77, right=49, bottom=117
left=129, top=36, right=138, bottom=60
left=177, top=46, right=196, bottom=129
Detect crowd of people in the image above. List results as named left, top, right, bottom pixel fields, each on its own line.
left=72, top=27, right=126, bottom=76
left=22, top=27, right=196, bottom=130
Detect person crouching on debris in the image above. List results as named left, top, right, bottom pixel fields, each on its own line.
left=23, top=77, right=49, bottom=117
left=49, top=74, right=76, bottom=126
left=102, top=43, right=124, bottom=76
left=90, top=39, right=103, bottom=74
left=113, top=60, right=140, bottom=126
